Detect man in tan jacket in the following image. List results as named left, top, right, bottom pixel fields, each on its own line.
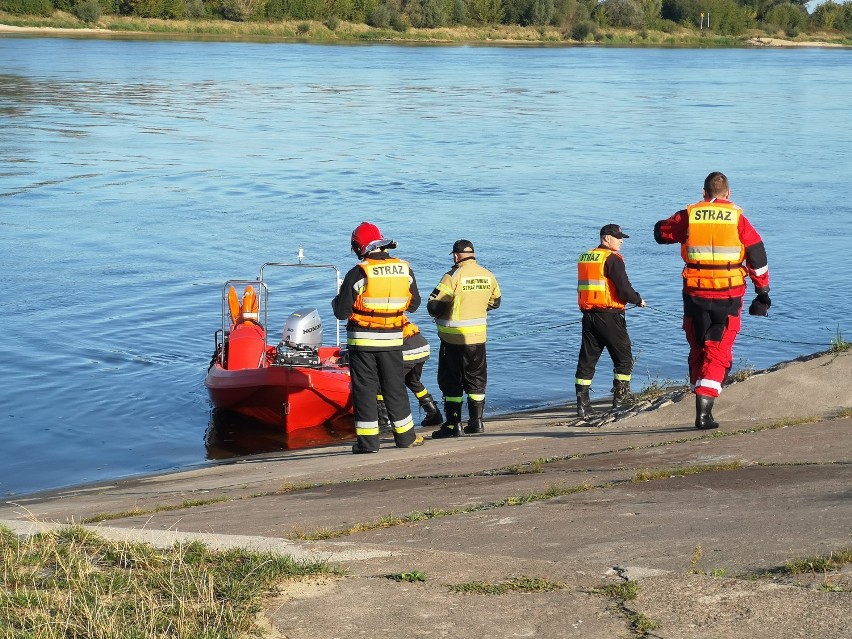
left=427, top=239, right=501, bottom=438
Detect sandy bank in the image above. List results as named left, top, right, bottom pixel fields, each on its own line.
left=0, top=23, right=103, bottom=34
left=747, top=36, right=846, bottom=47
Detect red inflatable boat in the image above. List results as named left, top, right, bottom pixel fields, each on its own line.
left=204, top=260, right=354, bottom=448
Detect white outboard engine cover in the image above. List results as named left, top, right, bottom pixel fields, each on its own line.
left=282, top=308, right=323, bottom=351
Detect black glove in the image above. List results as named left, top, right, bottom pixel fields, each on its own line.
left=748, top=292, right=771, bottom=317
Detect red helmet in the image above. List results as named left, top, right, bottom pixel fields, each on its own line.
left=351, top=221, right=396, bottom=258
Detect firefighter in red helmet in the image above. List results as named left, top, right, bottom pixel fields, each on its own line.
left=333, top=222, right=425, bottom=453
left=655, top=172, right=771, bottom=430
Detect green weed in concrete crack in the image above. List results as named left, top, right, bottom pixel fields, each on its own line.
left=829, top=326, right=849, bottom=353
left=504, top=457, right=547, bottom=474
left=732, top=547, right=852, bottom=592
left=482, top=455, right=579, bottom=476
left=287, top=482, right=595, bottom=540
left=635, top=374, right=690, bottom=403
left=633, top=461, right=745, bottom=483
left=588, top=581, right=659, bottom=636
left=448, top=576, right=566, bottom=594
left=637, top=415, right=824, bottom=450
left=590, top=581, right=638, bottom=599
left=385, top=570, right=427, bottom=582
left=277, top=481, right=317, bottom=494
left=725, top=357, right=755, bottom=384
left=783, top=548, right=852, bottom=575
left=81, top=496, right=232, bottom=523
left=766, top=416, right=821, bottom=428
left=689, top=545, right=703, bottom=573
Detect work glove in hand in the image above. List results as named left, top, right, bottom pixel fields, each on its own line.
left=748, top=292, right=771, bottom=317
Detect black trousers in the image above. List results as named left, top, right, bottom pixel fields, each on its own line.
left=350, top=349, right=416, bottom=451
left=437, top=341, right=487, bottom=399
left=575, top=311, right=633, bottom=382
left=404, top=359, right=427, bottom=397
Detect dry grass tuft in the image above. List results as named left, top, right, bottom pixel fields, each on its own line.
left=0, top=524, right=339, bottom=638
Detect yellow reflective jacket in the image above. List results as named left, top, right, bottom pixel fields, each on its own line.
left=428, top=258, right=501, bottom=345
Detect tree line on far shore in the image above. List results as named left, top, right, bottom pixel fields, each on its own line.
left=3, top=0, right=852, bottom=39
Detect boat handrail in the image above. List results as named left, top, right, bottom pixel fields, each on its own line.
left=259, top=262, right=342, bottom=348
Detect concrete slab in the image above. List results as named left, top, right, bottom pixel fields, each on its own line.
left=2, top=350, right=851, bottom=638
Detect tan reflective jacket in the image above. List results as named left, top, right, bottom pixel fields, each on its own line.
left=428, top=258, right=501, bottom=345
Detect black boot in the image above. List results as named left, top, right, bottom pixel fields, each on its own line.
left=575, top=384, right=593, bottom=419
left=695, top=395, right=720, bottom=430
left=419, top=393, right=444, bottom=427
left=611, top=379, right=631, bottom=411
left=377, top=399, right=392, bottom=434
left=432, top=401, right=463, bottom=439
left=464, top=398, right=485, bottom=434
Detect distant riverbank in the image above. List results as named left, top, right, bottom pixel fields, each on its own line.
left=2, top=14, right=850, bottom=46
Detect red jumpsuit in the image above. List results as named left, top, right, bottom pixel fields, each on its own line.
left=654, top=199, right=770, bottom=398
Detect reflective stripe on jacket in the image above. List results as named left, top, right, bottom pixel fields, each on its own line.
left=402, top=328, right=430, bottom=363
left=681, top=202, right=746, bottom=291
left=577, top=248, right=625, bottom=311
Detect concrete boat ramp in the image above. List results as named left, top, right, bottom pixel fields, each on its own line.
left=3, top=350, right=851, bottom=638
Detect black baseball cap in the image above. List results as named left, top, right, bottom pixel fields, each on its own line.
left=451, top=239, right=475, bottom=254
left=600, top=224, right=629, bottom=239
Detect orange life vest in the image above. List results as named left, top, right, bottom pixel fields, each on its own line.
left=681, top=202, right=746, bottom=291
left=350, top=257, right=412, bottom=330
left=577, top=248, right=625, bottom=311
left=228, top=285, right=260, bottom=326
left=402, top=317, right=419, bottom=339
left=226, top=285, right=265, bottom=370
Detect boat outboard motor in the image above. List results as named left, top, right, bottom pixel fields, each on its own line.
left=275, top=308, right=323, bottom=367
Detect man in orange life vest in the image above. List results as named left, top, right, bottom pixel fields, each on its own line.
left=332, top=222, right=425, bottom=453
left=655, top=172, right=771, bottom=430
left=575, top=224, right=646, bottom=419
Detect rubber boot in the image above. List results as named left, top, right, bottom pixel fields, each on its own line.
left=575, top=384, right=593, bottom=419
left=464, top=398, right=485, bottom=434
left=432, top=401, right=463, bottom=439
left=377, top=399, right=392, bottom=434
left=695, top=394, right=720, bottom=430
left=419, top=393, right=444, bottom=427
left=611, top=379, right=631, bottom=411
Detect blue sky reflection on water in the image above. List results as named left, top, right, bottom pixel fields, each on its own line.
left=0, top=39, right=850, bottom=496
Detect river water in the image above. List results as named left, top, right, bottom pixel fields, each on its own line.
left=1, top=36, right=850, bottom=497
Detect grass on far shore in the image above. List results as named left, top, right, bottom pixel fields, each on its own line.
left=2, top=11, right=852, bottom=47
left=0, top=524, right=342, bottom=639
